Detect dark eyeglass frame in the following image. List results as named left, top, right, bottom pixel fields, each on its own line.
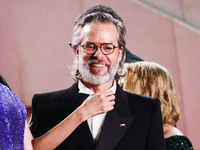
left=80, top=42, right=120, bottom=55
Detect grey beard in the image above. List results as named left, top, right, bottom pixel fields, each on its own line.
left=79, top=56, right=120, bottom=85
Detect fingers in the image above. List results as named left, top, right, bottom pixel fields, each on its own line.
left=99, top=90, right=114, bottom=97
left=107, top=101, right=115, bottom=111
left=97, top=91, right=115, bottom=113
left=82, top=90, right=115, bottom=116
left=93, top=90, right=115, bottom=101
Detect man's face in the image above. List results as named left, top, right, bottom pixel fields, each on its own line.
left=77, top=22, right=123, bottom=85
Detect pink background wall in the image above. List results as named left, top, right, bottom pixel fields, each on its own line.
left=0, top=0, right=199, bottom=149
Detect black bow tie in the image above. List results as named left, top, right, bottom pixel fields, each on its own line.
left=77, top=93, right=90, bottom=106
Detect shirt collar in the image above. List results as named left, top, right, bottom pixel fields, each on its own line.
left=78, top=80, right=117, bottom=94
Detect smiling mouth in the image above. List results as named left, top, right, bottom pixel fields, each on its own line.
left=88, top=59, right=110, bottom=68
left=91, top=63, right=107, bottom=68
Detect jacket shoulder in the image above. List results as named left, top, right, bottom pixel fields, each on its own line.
left=32, top=83, right=78, bottom=111
left=126, top=91, right=161, bottom=112
left=126, top=91, right=160, bottom=104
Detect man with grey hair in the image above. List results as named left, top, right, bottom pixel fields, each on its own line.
left=30, top=5, right=165, bottom=150
left=74, top=4, right=144, bottom=63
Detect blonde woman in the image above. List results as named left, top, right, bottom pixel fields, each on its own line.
left=121, top=61, right=193, bottom=150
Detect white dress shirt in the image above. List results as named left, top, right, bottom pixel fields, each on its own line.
left=78, top=80, right=116, bottom=141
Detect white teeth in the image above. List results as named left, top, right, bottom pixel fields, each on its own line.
left=92, top=64, right=106, bottom=67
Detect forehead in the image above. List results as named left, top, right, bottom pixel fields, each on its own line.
left=81, top=22, right=118, bottom=44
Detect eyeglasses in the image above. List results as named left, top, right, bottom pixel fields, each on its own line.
left=80, top=42, right=120, bottom=55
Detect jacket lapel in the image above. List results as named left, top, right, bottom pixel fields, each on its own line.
left=95, top=85, right=135, bottom=150
left=70, top=92, right=95, bottom=149
left=61, top=83, right=95, bottom=149
left=70, top=121, right=95, bottom=150
left=61, top=83, right=135, bottom=150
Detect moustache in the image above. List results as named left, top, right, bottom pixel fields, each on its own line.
left=87, top=58, right=111, bottom=66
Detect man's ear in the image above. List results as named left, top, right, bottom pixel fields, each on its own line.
left=119, top=46, right=125, bottom=61
left=75, top=48, right=79, bottom=59
left=119, top=47, right=124, bottom=54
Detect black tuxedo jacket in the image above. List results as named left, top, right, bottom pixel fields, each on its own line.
left=30, top=82, right=166, bottom=150
left=125, top=48, right=143, bottom=63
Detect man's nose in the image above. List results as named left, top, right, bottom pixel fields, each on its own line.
left=93, top=47, right=105, bottom=58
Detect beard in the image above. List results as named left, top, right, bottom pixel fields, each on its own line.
left=79, top=55, right=120, bottom=85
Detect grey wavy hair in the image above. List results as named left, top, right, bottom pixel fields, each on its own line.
left=70, top=11, right=126, bottom=81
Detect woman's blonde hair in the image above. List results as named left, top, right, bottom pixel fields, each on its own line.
left=122, top=61, right=180, bottom=126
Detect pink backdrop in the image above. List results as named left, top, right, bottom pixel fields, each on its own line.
left=0, top=0, right=199, bottom=149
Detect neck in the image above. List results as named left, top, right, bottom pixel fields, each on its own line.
left=163, top=124, right=173, bottom=133
left=163, top=124, right=174, bottom=138
left=82, top=78, right=114, bottom=93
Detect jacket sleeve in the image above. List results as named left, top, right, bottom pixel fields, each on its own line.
left=29, top=94, right=40, bottom=138
left=146, top=98, right=166, bottom=150
left=30, top=94, right=56, bottom=138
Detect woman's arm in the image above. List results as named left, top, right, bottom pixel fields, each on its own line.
left=28, top=90, right=115, bottom=150
left=24, top=122, right=34, bottom=150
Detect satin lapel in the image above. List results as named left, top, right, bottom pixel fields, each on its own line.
left=70, top=92, right=95, bottom=149
left=61, top=82, right=79, bottom=115
left=95, top=85, right=135, bottom=150
left=61, top=82, right=95, bottom=149
left=95, top=110, right=135, bottom=150
left=70, top=121, right=95, bottom=150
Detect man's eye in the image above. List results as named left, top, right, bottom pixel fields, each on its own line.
left=86, top=44, right=95, bottom=49
left=104, top=45, right=113, bottom=50
left=105, top=47, right=112, bottom=50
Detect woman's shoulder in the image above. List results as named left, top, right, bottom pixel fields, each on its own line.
left=164, top=125, right=183, bottom=138
left=164, top=125, right=194, bottom=149
left=165, top=135, right=194, bottom=150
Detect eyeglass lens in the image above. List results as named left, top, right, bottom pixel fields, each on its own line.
left=82, top=43, right=117, bottom=55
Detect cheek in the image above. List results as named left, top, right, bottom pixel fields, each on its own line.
left=79, top=52, right=90, bottom=62
left=109, top=51, right=121, bottom=63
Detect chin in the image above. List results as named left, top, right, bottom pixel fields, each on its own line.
left=83, top=73, right=112, bottom=85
